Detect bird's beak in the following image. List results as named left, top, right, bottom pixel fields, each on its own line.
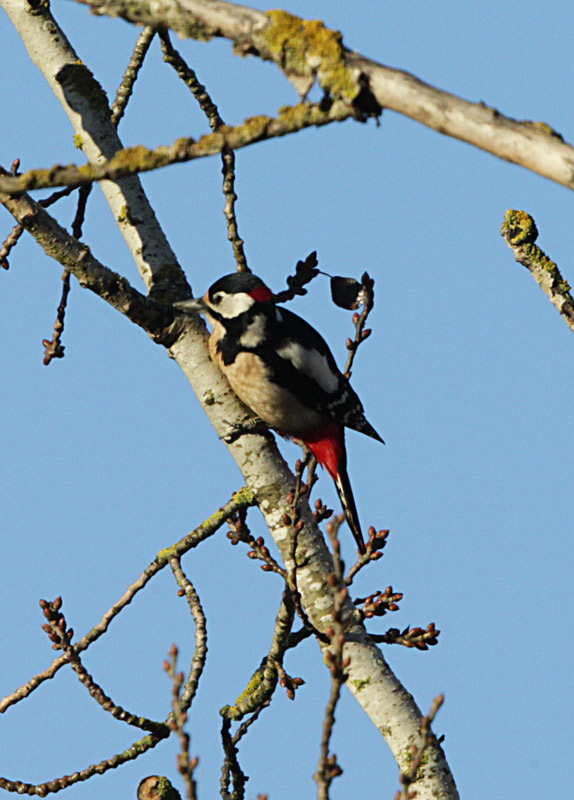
left=174, top=296, right=207, bottom=314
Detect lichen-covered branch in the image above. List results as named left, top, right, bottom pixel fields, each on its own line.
left=0, top=731, right=170, bottom=796
left=0, top=102, right=354, bottom=194
left=501, top=209, right=574, bottom=333
left=222, top=589, right=295, bottom=721
left=70, top=0, right=574, bottom=190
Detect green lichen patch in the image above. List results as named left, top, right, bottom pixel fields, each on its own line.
left=261, top=10, right=359, bottom=101
left=351, top=677, right=371, bottom=691
left=223, top=667, right=266, bottom=720
left=525, top=120, right=565, bottom=141
left=501, top=209, right=539, bottom=245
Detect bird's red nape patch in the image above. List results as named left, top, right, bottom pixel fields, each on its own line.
left=303, top=421, right=344, bottom=480
left=249, top=285, right=273, bottom=303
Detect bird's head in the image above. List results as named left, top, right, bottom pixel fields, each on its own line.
left=174, top=273, right=274, bottom=322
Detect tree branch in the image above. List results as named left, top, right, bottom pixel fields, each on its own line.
left=0, top=186, right=182, bottom=345
left=69, top=0, right=574, bottom=190
left=501, top=209, right=574, bottom=333
left=0, top=102, right=354, bottom=194
left=1, top=3, right=459, bottom=796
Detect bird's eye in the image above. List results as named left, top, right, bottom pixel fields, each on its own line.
left=211, top=292, right=224, bottom=306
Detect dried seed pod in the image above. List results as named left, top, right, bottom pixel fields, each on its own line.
left=330, top=275, right=363, bottom=309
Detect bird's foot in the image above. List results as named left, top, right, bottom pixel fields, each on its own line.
left=221, top=416, right=273, bottom=444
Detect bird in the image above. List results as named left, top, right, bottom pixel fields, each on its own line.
left=174, top=272, right=383, bottom=553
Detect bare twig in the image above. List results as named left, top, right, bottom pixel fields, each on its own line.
left=314, top=516, right=348, bottom=800
left=219, top=591, right=300, bottom=799
left=164, top=645, right=199, bottom=800
left=39, top=598, right=168, bottom=734
left=159, top=29, right=248, bottom=272
left=344, top=526, right=388, bottom=585
left=227, top=509, right=287, bottom=577
left=42, top=269, right=71, bottom=364
left=343, top=272, right=375, bottom=379
left=112, top=26, right=157, bottom=126
left=0, top=730, right=170, bottom=796
left=168, top=558, right=208, bottom=712
left=501, top=209, right=574, bottom=333
left=1, top=488, right=254, bottom=714
left=369, top=623, right=440, bottom=650
left=0, top=221, right=24, bottom=269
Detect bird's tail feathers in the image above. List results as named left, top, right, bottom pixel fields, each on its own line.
left=334, top=465, right=366, bottom=554
left=304, top=422, right=366, bottom=553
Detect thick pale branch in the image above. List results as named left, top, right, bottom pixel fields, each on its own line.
left=72, top=0, right=574, bottom=190
left=0, top=188, right=182, bottom=344
left=0, top=102, right=353, bottom=193
left=1, top=0, right=186, bottom=291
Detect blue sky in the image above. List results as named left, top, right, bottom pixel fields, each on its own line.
left=1, top=2, right=573, bottom=799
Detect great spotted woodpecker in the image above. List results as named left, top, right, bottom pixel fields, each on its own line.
left=175, top=272, right=383, bottom=553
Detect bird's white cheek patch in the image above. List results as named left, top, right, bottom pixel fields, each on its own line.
left=277, top=342, right=339, bottom=393
left=239, top=314, right=267, bottom=348
left=216, top=292, right=255, bottom=318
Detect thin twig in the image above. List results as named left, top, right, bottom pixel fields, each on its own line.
left=42, top=269, right=71, bottom=364
left=219, top=591, right=299, bottom=799
left=220, top=700, right=270, bottom=800
left=163, top=645, right=199, bottom=800
left=159, top=29, right=248, bottom=271
left=314, top=516, right=348, bottom=800
left=343, top=272, right=375, bottom=379
left=0, top=488, right=255, bottom=714
left=112, top=26, right=157, bottom=127
left=344, top=527, right=388, bottom=585
left=227, top=508, right=287, bottom=578
left=168, top=557, right=208, bottom=712
left=369, top=623, right=439, bottom=649
left=39, top=598, right=168, bottom=734
left=0, top=731, right=169, bottom=796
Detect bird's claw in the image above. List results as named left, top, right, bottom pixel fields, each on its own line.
left=221, top=416, right=273, bottom=444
